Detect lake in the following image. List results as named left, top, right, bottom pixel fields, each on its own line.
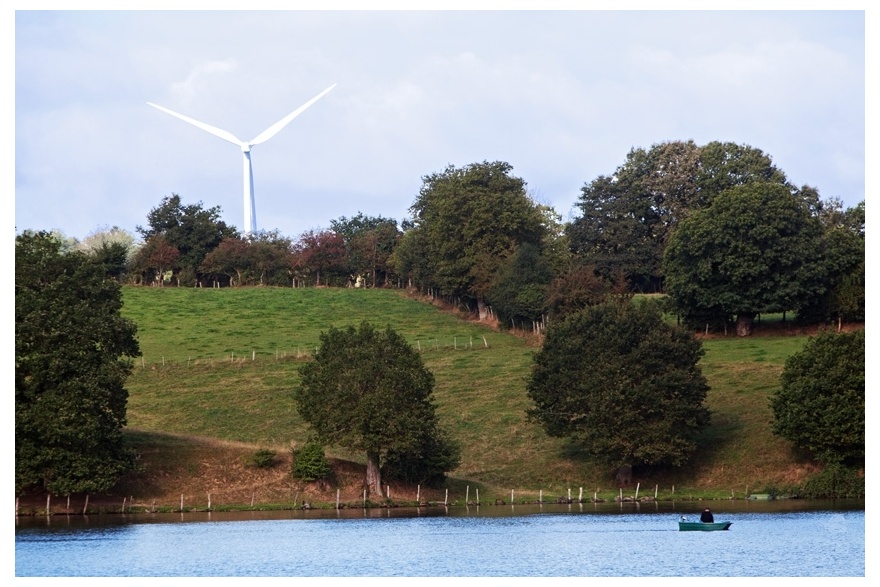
left=15, top=499, right=865, bottom=577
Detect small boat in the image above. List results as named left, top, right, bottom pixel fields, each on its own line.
left=678, top=517, right=732, bottom=531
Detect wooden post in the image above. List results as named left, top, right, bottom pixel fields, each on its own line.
left=539, top=489, right=542, bottom=503
left=635, top=483, right=640, bottom=500
left=417, top=485, right=420, bottom=504
left=444, top=489, right=448, bottom=506
left=251, top=492, right=255, bottom=507
left=568, top=488, right=571, bottom=502
left=511, top=489, right=514, bottom=504
left=466, top=486, right=470, bottom=504
left=208, top=494, right=211, bottom=510
left=181, top=495, right=184, bottom=512
left=46, top=494, right=50, bottom=515
left=67, top=495, right=71, bottom=511
left=483, top=336, right=488, bottom=348
left=83, top=495, right=89, bottom=515
left=476, top=488, right=479, bottom=504
left=122, top=497, right=127, bottom=513
left=363, top=489, right=366, bottom=508
left=579, top=487, right=583, bottom=502
left=619, top=488, right=622, bottom=501
left=336, top=489, right=340, bottom=509
left=655, top=485, right=658, bottom=499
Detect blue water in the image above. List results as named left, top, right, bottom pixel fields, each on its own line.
left=15, top=502, right=865, bottom=577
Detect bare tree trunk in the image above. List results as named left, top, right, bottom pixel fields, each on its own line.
left=366, top=451, right=382, bottom=497
left=736, top=312, right=755, bottom=337
left=477, top=298, right=489, bottom=321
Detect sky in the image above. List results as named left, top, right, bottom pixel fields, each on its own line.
left=9, top=5, right=871, bottom=243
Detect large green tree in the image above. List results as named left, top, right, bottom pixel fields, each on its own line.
left=294, top=322, right=459, bottom=495
left=16, top=231, right=141, bottom=496
left=397, top=161, right=549, bottom=317
left=568, top=141, right=790, bottom=292
left=663, top=182, right=826, bottom=336
left=770, top=329, right=864, bottom=465
left=137, top=194, right=238, bottom=285
left=526, top=300, right=710, bottom=478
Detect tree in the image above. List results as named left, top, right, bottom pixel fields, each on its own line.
left=137, top=194, right=238, bottom=285
left=291, top=229, right=348, bottom=286
left=77, top=226, right=137, bottom=281
left=526, top=300, right=710, bottom=476
left=663, top=182, right=826, bottom=336
left=199, top=236, right=250, bottom=286
left=294, top=322, right=459, bottom=495
left=399, top=161, right=548, bottom=316
left=545, top=264, right=624, bottom=320
left=330, top=212, right=401, bottom=287
left=770, top=329, right=864, bottom=465
left=16, top=231, right=141, bottom=496
left=248, top=230, right=293, bottom=286
left=128, top=234, right=180, bottom=286
left=568, top=141, right=790, bottom=292
left=797, top=199, right=865, bottom=328
left=485, top=242, right=553, bottom=330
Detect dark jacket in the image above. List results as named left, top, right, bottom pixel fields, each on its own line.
left=700, top=509, right=714, bottom=523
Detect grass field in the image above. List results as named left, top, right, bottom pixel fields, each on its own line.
left=109, top=285, right=843, bottom=510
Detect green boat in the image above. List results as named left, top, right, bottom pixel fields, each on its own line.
left=678, top=518, right=732, bottom=531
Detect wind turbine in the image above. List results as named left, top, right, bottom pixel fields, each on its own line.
left=147, top=83, right=337, bottom=235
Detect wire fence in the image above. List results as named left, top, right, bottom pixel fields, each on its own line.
left=134, top=335, right=492, bottom=368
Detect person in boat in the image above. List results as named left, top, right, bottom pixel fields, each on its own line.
left=700, top=508, right=714, bottom=523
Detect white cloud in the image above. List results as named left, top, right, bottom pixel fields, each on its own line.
left=170, top=59, right=239, bottom=106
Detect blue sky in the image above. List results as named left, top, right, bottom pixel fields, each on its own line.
left=10, top=5, right=870, bottom=242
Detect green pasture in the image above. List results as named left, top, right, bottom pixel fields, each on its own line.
left=121, top=286, right=819, bottom=497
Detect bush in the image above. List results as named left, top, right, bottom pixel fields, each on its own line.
left=249, top=448, right=277, bottom=469
left=292, top=442, right=331, bottom=482
left=799, top=463, right=864, bottom=498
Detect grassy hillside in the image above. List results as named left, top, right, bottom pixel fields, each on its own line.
left=108, top=286, right=836, bottom=509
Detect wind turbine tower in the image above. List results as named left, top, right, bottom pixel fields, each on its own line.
left=148, top=84, right=336, bottom=234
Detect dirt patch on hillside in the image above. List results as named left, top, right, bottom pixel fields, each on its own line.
left=15, top=433, right=447, bottom=516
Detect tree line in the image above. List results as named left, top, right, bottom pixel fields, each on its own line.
left=46, top=141, right=863, bottom=336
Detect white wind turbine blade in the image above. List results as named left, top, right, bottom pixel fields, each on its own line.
left=248, top=83, right=337, bottom=146
left=146, top=102, right=246, bottom=147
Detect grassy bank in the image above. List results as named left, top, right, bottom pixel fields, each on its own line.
left=69, top=286, right=850, bottom=511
